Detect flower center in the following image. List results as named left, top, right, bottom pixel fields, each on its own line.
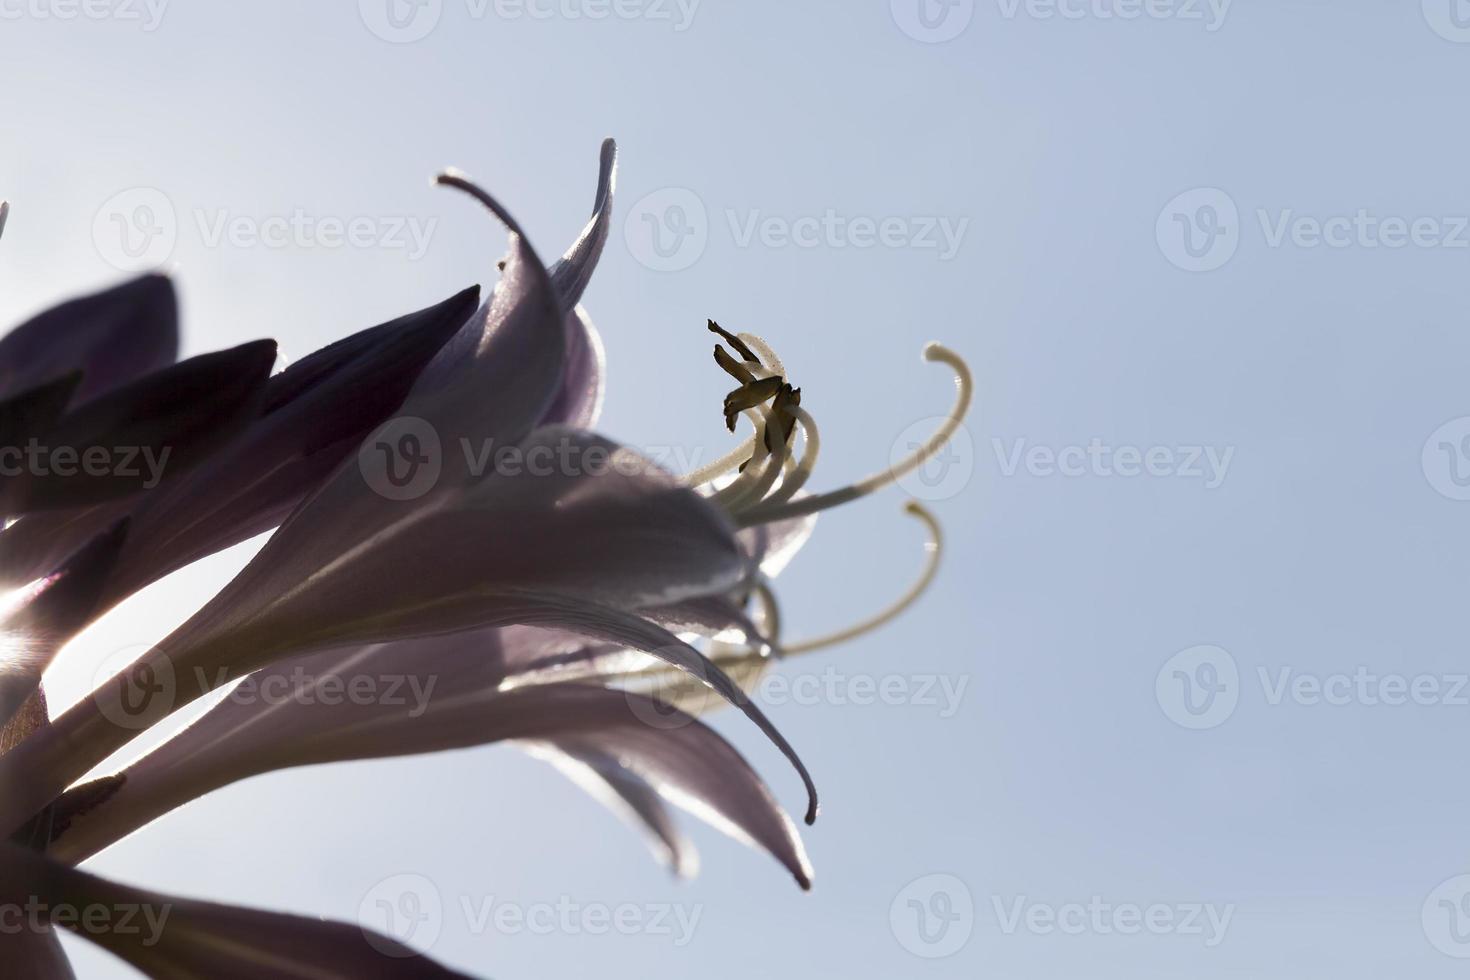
left=685, top=320, right=972, bottom=528
left=682, top=320, right=970, bottom=657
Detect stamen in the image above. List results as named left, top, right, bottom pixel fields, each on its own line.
left=681, top=397, right=800, bottom=491
left=764, top=406, right=821, bottom=507
left=735, top=333, right=801, bottom=456
left=766, top=383, right=802, bottom=451
left=781, top=502, right=943, bottom=657
left=684, top=331, right=789, bottom=488
left=714, top=345, right=758, bottom=385
left=684, top=432, right=757, bottom=488
left=735, top=344, right=971, bottom=528
left=712, top=404, right=791, bottom=512
left=723, top=376, right=784, bottom=432
left=708, top=320, right=760, bottom=363
left=709, top=410, right=771, bottom=510
left=732, top=405, right=794, bottom=510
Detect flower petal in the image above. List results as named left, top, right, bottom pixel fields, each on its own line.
left=530, top=741, right=697, bottom=878
left=456, top=594, right=818, bottom=826
left=4, top=341, right=277, bottom=513
left=0, top=185, right=573, bottom=831
left=405, top=175, right=565, bottom=443
left=0, top=429, right=772, bottom=835
left=530, top=701, right=814, bottom=889
left=0, top=289, right=478, bottom=601
left=542, top=304, right=605, bottom=429
left=0, top=372, right=81, bottom=452
left=3, top=139, right=612, bottom=588
left=643, top=594, right=761, bottom=639
left=168, top=428, right=746, bottom=666
left=0, top=275, right=179, bottom=405
left=0, top=502, right=131, bottom=599
left=738, top=508, right=817, bottom=579
left=0, top=842, right=472, bottom=978
left=94, top=287, right=481, bottom=607
left=548, top=138, right=616, bottom=309
left=258, top=286, right=480, bottom=448
left=51, top=673, right=812, bottom=888
left=540, top=138, right=616, bottom=428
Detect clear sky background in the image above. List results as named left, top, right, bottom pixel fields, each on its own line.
left=5, top=0, right=1470, bottom=976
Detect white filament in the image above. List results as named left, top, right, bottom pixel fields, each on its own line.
left=708, top=407, right=776, bottom=510
left=763, top=406, right=821, bottom=507
left=737, top=332, right=786, bottom=379
left=683, top=432, right=757, bottom=488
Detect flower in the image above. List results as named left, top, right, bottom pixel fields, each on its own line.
left=0, top=141, right=971, bottom=977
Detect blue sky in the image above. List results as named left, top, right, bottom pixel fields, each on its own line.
left=5, top=1, right=1470, bottom=976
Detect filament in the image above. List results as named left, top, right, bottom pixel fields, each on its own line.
left=684, top=434, right=757, bottom=488
left=764, top=407, right=821, bottom=507
left=711, top=405, right=790, bottom=512
left=751, top=580, right=784, bottom=648
left=738, top=332, right=786, bottom=379
left=781, top=502, right=943, bottom=656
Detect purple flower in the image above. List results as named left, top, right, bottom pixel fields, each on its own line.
left=0, top=142, right=971, bottom=977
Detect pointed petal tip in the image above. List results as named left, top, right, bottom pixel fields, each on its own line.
left=447, top=283, right=481, bottom=308
left=435, top=169, right=535, bottom=247
left=228, top=338, right=281, bottom=377
left=184, top=337, right=276, bottom=397
left=121, top=271, right=176, bottom=304
left=122, top=270, right=172, bottom=288
left=0, top=273, right=182, bottom=405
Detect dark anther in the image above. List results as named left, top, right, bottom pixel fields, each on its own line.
left=723, top=377, right=785, bottom=432
left=707, top=320, right=760, bottom=364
